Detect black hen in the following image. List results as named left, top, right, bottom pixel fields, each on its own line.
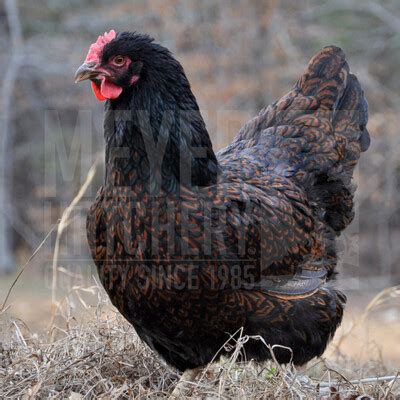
left=75, top=31, right=370, bottom=371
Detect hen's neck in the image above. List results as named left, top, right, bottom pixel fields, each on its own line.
left=103, top=80, right=219, bottom=195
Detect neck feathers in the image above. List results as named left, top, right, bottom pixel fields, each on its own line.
left=104, top=74, right=219, bottom=193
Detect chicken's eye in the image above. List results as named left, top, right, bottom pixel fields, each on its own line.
left=112, top=55, right=126, bottom=66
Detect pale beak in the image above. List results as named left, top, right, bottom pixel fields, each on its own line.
left=74, top=61, right=108, bottom=83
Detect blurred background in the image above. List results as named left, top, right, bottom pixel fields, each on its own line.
left=0, top=0, right=399, bottom=365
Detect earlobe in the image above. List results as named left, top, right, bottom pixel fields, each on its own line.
left=130, top=75, right=140, bottom=85
left=128, top=61, right=143, bottom=86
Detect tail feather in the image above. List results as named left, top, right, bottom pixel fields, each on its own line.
left=283, top=46, right=369, bottom=235
left=333, top=73, right=370, bottom=176
left=300, top=48, right=369, bottom=235
left=296, top=45, right=349, bottom=110
left=233, top=46, right=370, bottom=236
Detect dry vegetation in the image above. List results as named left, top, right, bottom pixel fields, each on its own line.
left=1, top=284, right=399, bottom=399
left=1, top=0, right=400, bottom=282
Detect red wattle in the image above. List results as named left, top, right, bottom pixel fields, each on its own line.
left=91, top=81, right=106, bottom=101
left=91, top=80, right=123, bottom=101
left=100, top=79, right=123, bottom=99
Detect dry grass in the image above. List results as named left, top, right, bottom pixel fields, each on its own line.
left=1, top=284, right=399, bottom=399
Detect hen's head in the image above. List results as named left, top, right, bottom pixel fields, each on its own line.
left=75, top=30, right=175, bottom=101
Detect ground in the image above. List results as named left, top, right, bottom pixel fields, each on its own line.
left=0, top=270, right=399, bottom=398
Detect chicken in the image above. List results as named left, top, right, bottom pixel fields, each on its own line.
left=75, top=31, right=370, bottom=372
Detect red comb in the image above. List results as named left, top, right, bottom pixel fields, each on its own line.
left=85, top=30, right=117, bottom=63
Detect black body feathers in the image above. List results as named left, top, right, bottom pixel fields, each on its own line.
left=87, top=38, right=369, bottom=371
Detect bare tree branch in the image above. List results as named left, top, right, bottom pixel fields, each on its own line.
left=304, top=0, right=400, bottom=34
left=0, top=0, right=24, bottom=273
